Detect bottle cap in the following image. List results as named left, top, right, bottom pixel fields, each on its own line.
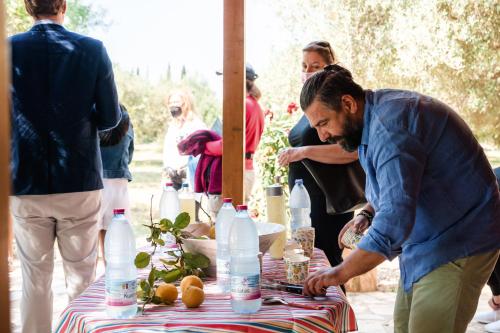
left=266, top=184, right=283, bottom=196
left=294, top=179, right=303, bottom=185
left=165, top=182, right=174, bottom=187
left=236, top=204, right=247, bottom=211
left=113, top=208, right=125, bottom=215
left=223, top=198, right=233, bottom=203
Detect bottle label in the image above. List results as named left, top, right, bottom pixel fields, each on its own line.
left=230, top=274, right=261, bottom=301
left=106, top=279, right=137, bottom=306
left=217, top=258, right=230, bottom=284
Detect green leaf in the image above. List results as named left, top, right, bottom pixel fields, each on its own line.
left=183, top=253, right=210, bottom=269
left=166, top=251, right=180, bottom=258
left=153, top=238, right=165, bottom=246
left=135, top=252, right=151, bottom=269
left=160, top=258, right=178, bottom=266
left=139, top=279, right=151, bottom=295
left=160, top=219, right=173, bottom=232
left=148, top=267, right=156, bottom=287
left=173, top=212, right=190, bottom=229
left=151, top=295, right=162, bottom=305
left=158, top=268, right=182, bottom=283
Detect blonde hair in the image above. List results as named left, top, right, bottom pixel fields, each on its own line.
left=166, top=89, right=197, bottom=122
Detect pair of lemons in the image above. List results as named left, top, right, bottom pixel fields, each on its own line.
left=155, top=275, right=205, bottom=308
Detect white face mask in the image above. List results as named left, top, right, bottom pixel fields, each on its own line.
left=301, top=71, right=316, bottom=84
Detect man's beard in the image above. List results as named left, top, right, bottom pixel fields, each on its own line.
left=327, top=115, right=363, bottom=152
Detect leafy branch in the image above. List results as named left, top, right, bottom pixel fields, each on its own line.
left=134, top=201, right=210, bottom=313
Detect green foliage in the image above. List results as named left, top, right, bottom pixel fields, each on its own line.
left=6, top=0, right=106, bottom=36
left=135, top=207, right=209, bottom=313
left=115, top=68, right=220, bottom=143
left=259, top=0, right=499, bottom=147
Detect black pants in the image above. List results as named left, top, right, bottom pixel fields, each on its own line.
left=309, top=193, right=353, bottom=267
left=488, top=168, right=500, bottom=295
left=488, top=258, right=500, bottom=296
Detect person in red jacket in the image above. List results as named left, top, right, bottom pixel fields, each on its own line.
left=206, top=64, right=265, bottom=204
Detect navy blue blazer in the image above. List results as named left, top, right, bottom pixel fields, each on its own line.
left=10, top=23, right=121, bottom=195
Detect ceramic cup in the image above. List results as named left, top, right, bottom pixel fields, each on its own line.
left=292, top=227, right=315, bottom=258
left=284, top=255, right=310, bottom=284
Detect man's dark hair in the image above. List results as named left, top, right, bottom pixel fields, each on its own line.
left=99, top=104, right=130, bottom=147
left=300, top=64, right=365, bottom=112
left=24, top=0, right=65, bottom=17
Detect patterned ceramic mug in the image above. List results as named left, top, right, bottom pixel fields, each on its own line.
left=284, top=255, right=310, bottom=284
left=292, top=227, right=315, bottom=258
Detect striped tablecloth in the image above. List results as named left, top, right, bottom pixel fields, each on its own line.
left=55, top=248, right=357, bottom=332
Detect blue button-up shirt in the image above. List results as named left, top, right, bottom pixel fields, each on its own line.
left=357, top=89, right=500, bottom=292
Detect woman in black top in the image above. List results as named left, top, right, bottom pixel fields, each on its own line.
left=278, top=41, right=365, bottom=272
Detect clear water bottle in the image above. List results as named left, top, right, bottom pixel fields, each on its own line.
left=216, top=198, right=237, bottom=293
left=159, top=182, right=180, bottom=246
left=105, top=209, right=137, bottom=319
left=229, top=205, right=261, bottom=314
left=289, top=179, right=311, bottom=233
left=179, top=183, right=196, bottom=222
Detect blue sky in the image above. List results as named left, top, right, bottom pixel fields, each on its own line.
left=87, top=0, right=287, bottom=94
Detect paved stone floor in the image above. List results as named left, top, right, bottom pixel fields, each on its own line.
left=9, top=249, right=494, bottom=332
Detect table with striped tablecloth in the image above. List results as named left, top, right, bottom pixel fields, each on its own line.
left=55, top=248, right=357, bottom=332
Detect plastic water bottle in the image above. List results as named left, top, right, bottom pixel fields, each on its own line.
left=159, top=182, right=180, bottom=246
left=216, top=198, right=237, bottom=293
left=289, top=179, right=311, bottom=233
left=179, top=183, right=196, bottom=222
left=229, top=205, right=261, bottom=314
left=159, top=182, right=180, bottom=221
left=104, top=209, right=137, bottom=319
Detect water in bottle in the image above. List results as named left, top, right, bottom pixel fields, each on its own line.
left=229, top=205, right=261, bottom=314
left=105, top=209, right=137, bottom=319
left=289, top=179, right=311, bottom=233
left=159, top=182, right=180, bottom=246
left=215, top=198, right=237, bottom=293
left=179, top=182, right=196, bottom=222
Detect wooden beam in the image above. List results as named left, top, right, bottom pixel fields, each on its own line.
left=0, top=0, right=11, bottom=331
left=222, top=0, right=245, bottom=205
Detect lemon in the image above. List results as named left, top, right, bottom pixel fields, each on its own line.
left=182, top=285, right=205, bottom=308
left=180, top=275, right=204, bottom=294
left=155, top=283, right=178, bottom=304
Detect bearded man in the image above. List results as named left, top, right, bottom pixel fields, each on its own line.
left=301, top=64, right=500, bottom=333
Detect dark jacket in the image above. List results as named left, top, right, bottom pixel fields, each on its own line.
left=288, top=114, right=366, bottom=214
left=100, top=111, right=134, bottom=181
left=10, top=23, right=120, bottom=195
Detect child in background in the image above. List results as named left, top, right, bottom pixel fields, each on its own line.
left=98, top=104, right=134, bottom=264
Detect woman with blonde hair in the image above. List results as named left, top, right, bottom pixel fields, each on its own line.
left=163, top=89, right=206, bottom=190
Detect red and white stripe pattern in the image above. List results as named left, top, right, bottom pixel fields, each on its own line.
left=55, top=249, right=357, bottom=332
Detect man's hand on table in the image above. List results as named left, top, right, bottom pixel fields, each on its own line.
left=303, top=266, right=347, bottom=296
left=303, top=248, right=386, bottom=297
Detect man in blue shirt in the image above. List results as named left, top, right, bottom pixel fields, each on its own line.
left=9, top=1, right=120, bottom=332
left=301, top=64, right=500, bottom=333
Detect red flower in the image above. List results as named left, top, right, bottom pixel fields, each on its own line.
left=287, top=102, right=298, bottom=114
left=264, top=108, right=274, bottom=121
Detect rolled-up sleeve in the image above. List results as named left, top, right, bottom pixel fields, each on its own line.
left=358, top=132, right=426, bottom=260
left=94, top=44, right=120, bottom=130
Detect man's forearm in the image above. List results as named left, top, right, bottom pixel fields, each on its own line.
left=301, top=145, right=358, bottom=164
left=336, top=248, right=385, bottom=284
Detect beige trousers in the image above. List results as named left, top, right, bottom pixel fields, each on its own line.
left=10, top=190, right=101, bottom=333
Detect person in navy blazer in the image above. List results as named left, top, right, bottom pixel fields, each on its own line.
left=9, top=1, right=120, bottom=332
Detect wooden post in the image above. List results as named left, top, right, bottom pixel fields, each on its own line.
left=222, top=0, right=245, bottom=205
left=0, top=0, right=11, bottom=331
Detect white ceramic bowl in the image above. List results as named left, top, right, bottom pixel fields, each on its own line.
left=182, top=222, right=285, bottom=277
